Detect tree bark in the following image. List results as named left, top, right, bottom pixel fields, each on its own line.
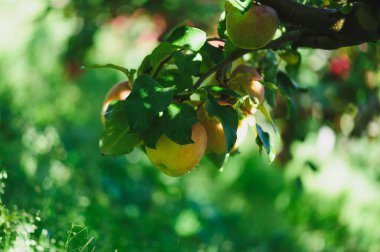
left=259, top=0, right=380, bottom=49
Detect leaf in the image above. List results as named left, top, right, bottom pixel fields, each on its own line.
left=174, top=73, right=193, bottom=92
left=340, top=3, right=353, bottom=15
left=162, top=20, right=188, bottom=41
left=260, top=81, right=291, bottom=100
left=285, top=63, right=301, bottom=77
left=294, top=177, right=303, bottom=194
left=285, top=98, right=295, bottom=120
left=277, top=71, right=307, bottom=93
left=203, top=86, right=241, bottom=98
left=124, top=74, right=176, bottom=131
left=99, top=102, right=140, bottom=155
left=206, top=95, right=238, bottom=153
left=260, top=50, right=279, bottom=83
left=255, top=124, right=270, bottom=155
left=156, top=69, right=192, bottom=92
left=259, top=81, right=280, bottom=91
left=257, top=103, right=277, bottom=133
left=259, top=80, right=295, bottom=120
left=167, top=26, right=207, bottom=51
left=278, top=49, right=301, bottom=65
left=150, top=42, right=179, bottom=70
left=141, top=116, right=163, bottom=149
left=162, top=103, right=197, bottom=145
left=217, top=11, right=227, bottom=39
left=305, top=160, right=319, bottom=172
left=173, top=51, right=201, bottom=76
left=200, top=42, right=224, bottom=64
left=206, top=153, right=229, bottom=170
left=225, top=0, right=252, bottom=13
left=138, top=54, right=152, bottom=75
left=223, top=38, right=238, bottom=58
left=264, top=88, right=277, bottom=108
left=85, top=63, right=130, bottom=76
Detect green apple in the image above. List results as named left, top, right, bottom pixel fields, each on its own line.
left=226, top=4, right=279, bottom=49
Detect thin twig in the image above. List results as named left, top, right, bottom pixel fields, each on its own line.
left=193, top=30, right=302, bottom=89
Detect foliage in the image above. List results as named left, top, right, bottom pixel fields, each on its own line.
left=1, top=0, right=380, bottom=251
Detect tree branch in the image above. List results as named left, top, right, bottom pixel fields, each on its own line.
left=193, top=31, right=302, bottom=89
left=259, top=0, right=342, bottom=32
left=259, top=0, right=380, bottom=49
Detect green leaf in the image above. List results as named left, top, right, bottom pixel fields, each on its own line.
left=277, top=71, right=307, bottom=93
left=141, top=116, right=163, bottom=149
left=138, top=54, right=152, bottom=75
left=224, top=38, right=238, bottom=58
left=167, top=26, right=207, bottom=51
left=278, top=49, right=301, bottom=65
left=174, top=73, right=193, bottom=92
left=285, top=98, right=295, bottom=120
left=173, top=51, right=201, bottom=76
left=162, top=103, right=197, bottom=145
left=217, top=11, right=227, bottom=39
left=340, top=3, right=353, bottom=15
left=200, top=42, right=224, bottom=65
left=150, top=42, right=179, bottom=70
left=259, top=80, right=294, bottom=120
left=199, top=43, right=224, bottom=74
left=162, top=20, right=188, bottom=41
left=206, top=153, right=229, bottom=170
left=257, top=103, right=277, bottom=133
left=203, top=86, right=241, bottom=98
left=305, top=160, right=319, bottom=172
left=255, top=124, right=270, bottom=155
left=124, top=74, right=176, bottom=131
left=260, top=81, right=291, bottom=100
left=279, top=49, right=302, bottom=76
left=99, top=102, right=140, bottom=155
left=294, top=177, right=303, bottom=194
left=156, top=69, right=192, bottom=92
left=260, top=50, right=279, bottom=82
left=225, top=0, right=252, bottom=13
left=206, top=95, right=238, bottom=153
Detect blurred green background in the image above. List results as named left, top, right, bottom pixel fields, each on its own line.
left=1, top=0, right=380, bottom=251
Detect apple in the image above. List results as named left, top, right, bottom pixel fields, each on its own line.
left=197, top=103, right=248, bottom=154
left=229, top=65, right=265, bottom=103
left=239, top=96, right=258, bottom=115
left=101, top=81, right=131, bottom=124
left=226, top=4, right=278, bottom=49
left=146, top=123, right=207, bottom=177
left=329, top=54, right=351, bottom=80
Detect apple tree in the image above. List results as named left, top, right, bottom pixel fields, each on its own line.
left=95, top=0, right=380, bottom=176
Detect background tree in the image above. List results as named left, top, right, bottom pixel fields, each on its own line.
left=1, top=0, right=380, bottom=251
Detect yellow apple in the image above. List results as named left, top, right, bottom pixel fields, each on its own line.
left=197, top=103, right=248, bottom=155
left=146, top=123, right=207, bottom=177
left=226, top=4, right=278, bottom=49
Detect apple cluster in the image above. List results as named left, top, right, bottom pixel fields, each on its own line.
left=101, top=63, right=265, bottom=177
left=98, top=2, right=278, bottom=177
